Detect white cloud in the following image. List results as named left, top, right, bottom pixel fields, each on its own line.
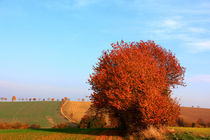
left=162, top=19, right=181, bottom=29
left=187, top=40, right=210, bottom=51
left=188, top=74, right=210, bottom=83
left=45, top=0, right=100, bottom=10
left=188, top=27, right=206, bottom=33
left=149, top=17, right=210, bottom=53
left=71, top=0, right=99, bottom=8
left=151, top=17, right=184, bottom=31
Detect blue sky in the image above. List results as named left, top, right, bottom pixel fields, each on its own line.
left=0, top=0, right=210, bottom=107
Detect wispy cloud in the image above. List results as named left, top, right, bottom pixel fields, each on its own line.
left=45, top=0, right=101, bottom=10
left=188, top=27, right=206, bottom=33
left=75, top=0, right=99, bottom=7
left=150, top=18, right=188, bottom=40
left=188, top=74, right=210, bottom=83
left=149, top=16, right=210, bottom=52
left=186, top=40, right=210, bottom=52
left=162, top=19, right=183, bottom=29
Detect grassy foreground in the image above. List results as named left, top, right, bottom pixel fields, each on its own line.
left=0, top=127, right=209, bottom=140
left=0, top=102, right=69, bottom=128
left=170, top=127, right=210, bottom=139
left=0, top=128, right=123, bottom=140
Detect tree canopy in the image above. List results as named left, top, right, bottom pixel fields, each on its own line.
left=89, top=40, right=185, bottom=133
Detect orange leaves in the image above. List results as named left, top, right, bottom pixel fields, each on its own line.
left=89, top=40, right=185, bottom=132
left=12, top=96, right=16, bottom=102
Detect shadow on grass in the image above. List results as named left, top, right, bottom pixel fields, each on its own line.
left=30, top=128, right=123, bottom=136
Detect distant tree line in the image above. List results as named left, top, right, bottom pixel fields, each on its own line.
left=0, top=96, right=90, bottom=102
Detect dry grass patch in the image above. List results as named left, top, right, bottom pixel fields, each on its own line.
left=62, top=101, right=91, bottom=124
left=134, top=126, right=170, bottom=140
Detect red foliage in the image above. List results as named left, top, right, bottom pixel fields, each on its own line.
left=80, top=114, right=106, bottom=128
left=63, top=97, right=70, bottom=101
left=12, top=96, right=16, bottom=102
left=12, top=123, right=29, bottom=129
left=89, top=41, right=185, bottom=132
left=0, top=122, right=39, bottom=129
left=53, top=123, right=71, bottom=129
left=29, top=124, right=40, bottom=129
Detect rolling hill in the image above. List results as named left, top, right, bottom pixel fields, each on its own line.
left=180, top=107, right=210, bottom=126
left=61, top=101, right=91, bottom=124
left=0, top=101, right=209, bottom=128
left=62, top=102, right=210, bottom=127
left=0, top=101, right=69, bottom=128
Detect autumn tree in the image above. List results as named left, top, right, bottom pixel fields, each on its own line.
left=63, top=97, right=68, bottom=101
left=89, top=41, right=185, bottom=133
left=197, top=118, right=206, bottom=127
left=12, top=96, right=16, bottom=102
left=63, top=97, right=70, bottom=101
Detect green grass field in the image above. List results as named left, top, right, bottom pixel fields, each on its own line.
left=170, top=127, right=210, bottom=140
left=0, top=127, right=209, bottom=140
left=0, top=102, right=69, bottom=128
left=0, top=128, right=123, bottom=140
